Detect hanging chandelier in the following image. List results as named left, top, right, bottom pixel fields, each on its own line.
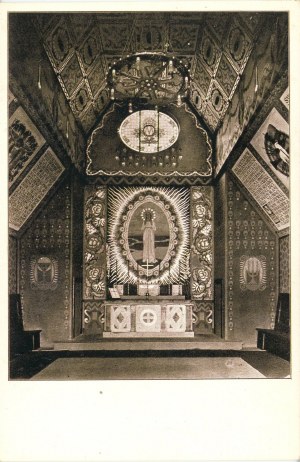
left=106, top=52, right=190, bottom=106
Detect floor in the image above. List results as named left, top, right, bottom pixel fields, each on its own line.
left=9, top=348, right=290, bottom=380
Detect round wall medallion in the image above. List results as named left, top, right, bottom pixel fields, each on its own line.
left=119, top=110, right=179, bottom=153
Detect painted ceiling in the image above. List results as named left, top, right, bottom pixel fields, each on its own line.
left=8, top=12, right=289, bottom=236
left=32, top=12, right=264, bottom=134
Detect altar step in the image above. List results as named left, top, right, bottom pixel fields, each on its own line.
left=53, top=334, right=243, bottom=351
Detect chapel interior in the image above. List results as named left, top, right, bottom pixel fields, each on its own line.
left=8, top=11, right=291, bottom=380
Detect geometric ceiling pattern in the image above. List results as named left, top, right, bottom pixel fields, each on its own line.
left=32, top=12, right=263, bottom=134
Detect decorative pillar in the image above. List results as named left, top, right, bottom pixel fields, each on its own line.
left=190, top=186, right=214, bottom=332
left=82, top=185, right=107, bottom=333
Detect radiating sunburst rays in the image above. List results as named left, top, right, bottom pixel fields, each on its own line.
left=108, top=186, right=190, bottom=285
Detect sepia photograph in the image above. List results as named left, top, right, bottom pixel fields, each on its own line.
left=7, top=9, right=291, bottom=381
left=2, top=2, right=300, bottom=461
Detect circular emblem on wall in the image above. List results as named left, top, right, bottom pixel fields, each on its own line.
left=119, top=110, right=179, bottom=153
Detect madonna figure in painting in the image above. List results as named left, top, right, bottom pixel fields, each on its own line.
left=141, top=208, right=157, bottom=263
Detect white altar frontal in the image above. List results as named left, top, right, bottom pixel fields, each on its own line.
left=103, top=300, right=194, bottom=338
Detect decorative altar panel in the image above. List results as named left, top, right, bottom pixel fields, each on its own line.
left=107, top=186, right=190, bottom=288
left=83, top=186, right=107, bottom=300
left=104, top=303, right=194, bottom=338
left=190, top=186, right=213, bottom=301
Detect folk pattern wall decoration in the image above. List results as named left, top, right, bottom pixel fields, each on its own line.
left=169, top=25, right=199, bottom=52
left=19, top=180, right=72, bottom=336
left=226, top=178, right=278, bottom=337
left=9, top=236, right=18, bottom=294
left=9, top=148, right=64, bottom=231
left=224, top=18, right=253, bottom=73
left=190, top=186, right=213, bottom=300
left=239, top=255, right=267, bottom=291
left=232, top=149, right=289, bottom=231
left=31, top=12, right=268, bottom=135
left=216, top=15, right=288, bottom=173
left=83, top=301, right=105, bottom=332
left=44, top=18, right=73, bottom=71
left=83, top=186, right=107, bottom=299
left=192, top=301, right=213, bottom=332
left=280, top=87, right=289, bottom=110
left=86, top=103, right=212, bottom=179
left=30, top=256, right=59, bottom=290
left=9, top=106, right=46, bottom=185
left=227, top=184, right=234, bottom=331
left=279, top=235, right=289, bottom=293
left=63, top=185, right=71, bottom=331
left=36, top=53, right=86, bottom=170
left=135, top=23, right=164, bottom=51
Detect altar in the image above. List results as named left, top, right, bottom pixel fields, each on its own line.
left=82, top=185, right=214, bottom=338
left=103, top=299, right=194, bottom=338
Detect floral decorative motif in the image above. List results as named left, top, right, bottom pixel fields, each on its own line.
left=192, top=263, right=212, bottom=297
left=9, top=119, right=38, bottom=183
left=83, top=186, right=107, bottom=299
left=191, top=187, right=213, bottom=300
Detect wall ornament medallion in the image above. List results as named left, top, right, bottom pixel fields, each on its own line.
left=240, top=255, right=267, bottom=291
left=30, top=256, right=58, bottom=290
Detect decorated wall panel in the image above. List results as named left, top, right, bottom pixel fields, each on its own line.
left=279, top=235, right=289, bottom=293
left=9, top=148, right=65, bottom=231
left=225, top=177, right=278, bottom=343
left=19, top=179, right=72, bottom=345
left=107, top=187, right=190, bottom=287
left=9, top=236, right=18, bottom=294
left=190, top=186, right=213, bottom=301
left=9, top=106, right=46, bottom=186
left=83, top=186, right=107, bottom=300
left=192, top=301, right=213, bottom=333
left=9, top=14, right=86, bottom=169
left=250, top=107, right=289, bottom=189
left=232, top=149, right=289, bottom=231
left=216, top=14, right=288, bottom=173
left=86, top=103, right=212, bottom=179
left=83, top=301, right=105, bottom=334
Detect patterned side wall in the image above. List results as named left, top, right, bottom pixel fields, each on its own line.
left=225, top=177, right=278, bottom=343
left=9, top=236, right=18, bottom=294
left=19, top=178, right=72, bottom=345
left=279, top=236, right=289, bottom=293
left=216, top=14, right=288, bottom=174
